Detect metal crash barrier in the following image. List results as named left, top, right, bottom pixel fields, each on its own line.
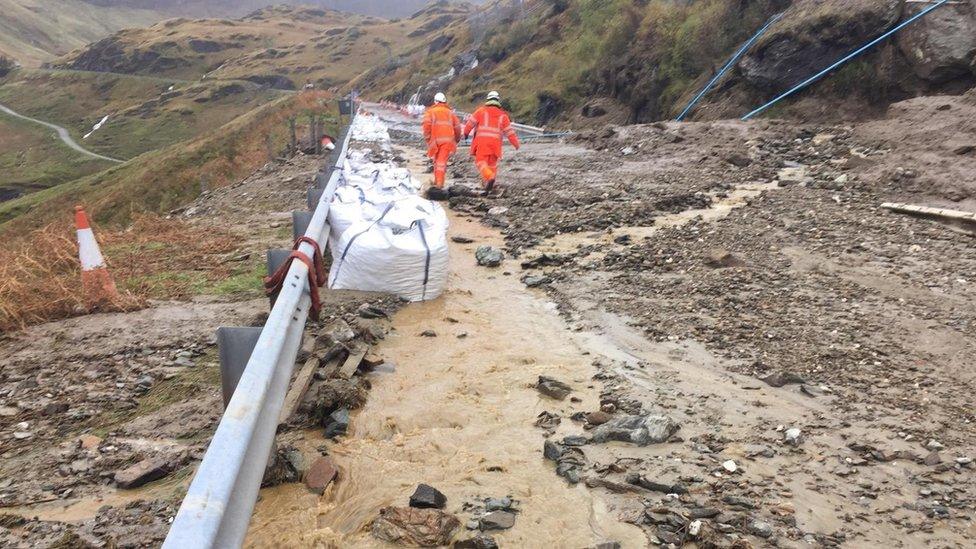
left=162, top=109, right=356, bottom=549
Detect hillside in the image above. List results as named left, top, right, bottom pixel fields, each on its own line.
left=0, top=69, right=285, bottom=160
left=0, top=90, right=336, bottom=231
left=356, top=0, right=976, bottom=125
left=0, top=0, right=163, bottom=66
left=53, top=4, right=473, bottom=89
left=0, top=114, right=111, bottom=200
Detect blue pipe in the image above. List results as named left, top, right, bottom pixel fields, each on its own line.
left=676, top=12, right=784, bottom=121
left=742, top=0, right=949, bottom=120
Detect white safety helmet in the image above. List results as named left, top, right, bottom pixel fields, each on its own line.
left=486, top=90, right=500, bottom=100
left=434, top=92, right=447, bottom=103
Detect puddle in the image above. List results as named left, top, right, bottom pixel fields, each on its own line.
left=535, top=182, right=777, bottom=256
left=2, top=478, right=182, bottom=523
left=244, top=139, right=646, bottom=547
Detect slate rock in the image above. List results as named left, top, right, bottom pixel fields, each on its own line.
left=305, top=456, right=338, bottom=494
left=115, top=458, right=172, bottom=489
left=688, top=507, right=721, bottom=519
left=746, top=518, right=773, bottom=538
left=484, top=497, right=513, bottom=511
left=454, top=536, right=499, bottom=549
left=760, top=371, right=805, bottom=387
left=625, top=473, right=687, bottom=494
left=41, top=402, right=69, bottom=416
left=543, top=440, right=563, bottom=461
left=451, top=235, right=475, bottom=244
left=536, top=376, right=572, bottom=400
left=318, top=320, right=356, bottom=347
left=357, top=304, right=388, bottom=319
left=586, top=411, right=613, bottom=426
left=475, top=246, right=504, bottom=267
left=410, top=484, right=447, bottom=509
left=522, top=275, right=551, bottom=288
left=324, top=408, right=350, bottom=438
left=372, top=506, right=461, bottom=546
left=588, top=414, right=680, bottom=446
left=479, top=510, right=516, bottom=530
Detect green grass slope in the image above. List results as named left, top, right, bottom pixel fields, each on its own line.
left=0, top=115, right=112, bottom=201
left=0, top=90, right=336, bottom=232
left=0, top=69, right=286, bottom=160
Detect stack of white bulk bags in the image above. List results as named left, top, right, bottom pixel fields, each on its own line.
left=326, top=112, right=449, bottom=301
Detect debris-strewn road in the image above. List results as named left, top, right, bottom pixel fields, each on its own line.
left=0, top=102, right=122, bottom=163
left=445, top=91, right=976, bottom=547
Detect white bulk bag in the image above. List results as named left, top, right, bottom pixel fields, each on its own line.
left=328, top=185, right=386, bottom=245
left=328, top=199, right=449, bottom=302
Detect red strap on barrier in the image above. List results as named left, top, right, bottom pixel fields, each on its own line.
left=263, top=236, right=327, bottom=320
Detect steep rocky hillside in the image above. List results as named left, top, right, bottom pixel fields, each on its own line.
left=53, top=4, right=473, bottom=90
left=358, top=0, right=976, bottom=125
left=0, top=0, right=163, bottom=65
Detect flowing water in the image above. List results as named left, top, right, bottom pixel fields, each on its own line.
left=244, top=141, right=647, bottom=547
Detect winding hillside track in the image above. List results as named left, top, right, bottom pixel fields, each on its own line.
left=0, top=102, right=123, bottom=163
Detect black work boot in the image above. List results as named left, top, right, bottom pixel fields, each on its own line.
left=426, top=187, right=449, bottom=201
left=482, top=179, right=495, bottom=197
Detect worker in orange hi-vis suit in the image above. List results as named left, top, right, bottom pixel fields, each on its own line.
left=463, top=90, right=520, bottom=197
left=421, top=92, right=461, bottom=201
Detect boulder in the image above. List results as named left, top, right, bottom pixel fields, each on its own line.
left=372, top=506, right=460, bottom=546
left=897, top=4, right=976, bottom=83
left=588, top=414, right=680, bottom=446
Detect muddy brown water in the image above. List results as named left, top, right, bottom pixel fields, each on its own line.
left=244, top=141, right=646, bottom=547
left=246, top=212, right=645, bottom=547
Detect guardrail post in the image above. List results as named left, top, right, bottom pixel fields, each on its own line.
left=266, top=249, right=291, bottom=308
left=292, top=211, right=313, bottom=240
left=314, top=172, right=329, bottom=190
left=216, top=327, right=263, bottom=408
left=307, top=187, right=324, bottom=210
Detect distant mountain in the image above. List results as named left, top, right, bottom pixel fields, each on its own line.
left=0, top=0, right=163, bottom=65
left=80, top=0, right=485, bottom=18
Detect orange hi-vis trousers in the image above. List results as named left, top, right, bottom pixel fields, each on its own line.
left=475, top=152, right=499, bottom=183
left=432, top=143, right=453, bottom=187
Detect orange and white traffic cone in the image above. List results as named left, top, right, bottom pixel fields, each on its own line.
left=75, top=205, right=119, bottom=309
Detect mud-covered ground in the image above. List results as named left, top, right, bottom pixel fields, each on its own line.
left=445, top=91, right=976, bottom=547
left=0, top=153, right=400, bottom=547
left=3, top=92, right=974, bottom=548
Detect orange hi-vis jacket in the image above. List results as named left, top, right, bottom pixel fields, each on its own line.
left=422, top=103, right=461, bottom=158
left=463, top=105, right=520, bottom=158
